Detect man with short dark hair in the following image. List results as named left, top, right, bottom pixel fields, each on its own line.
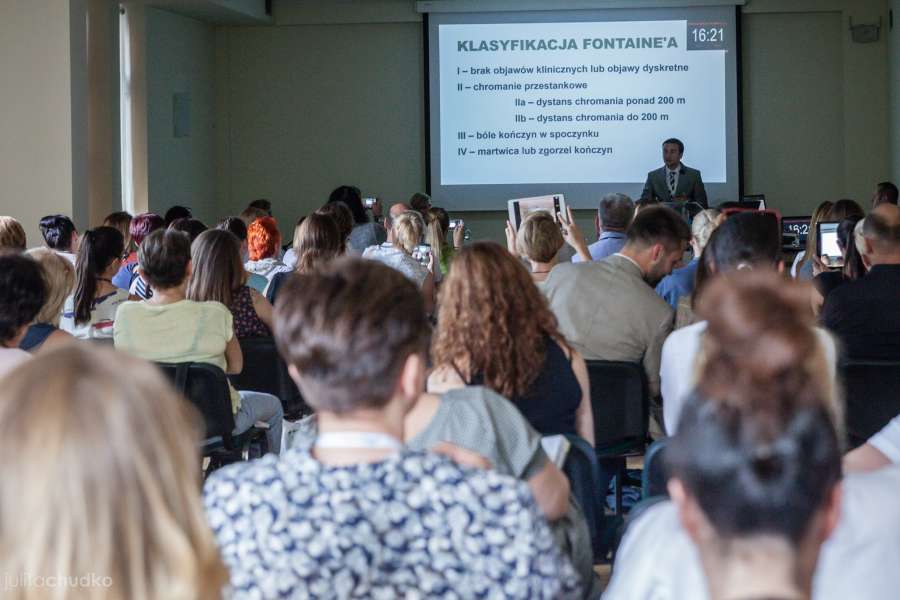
left=872, top=181, right=899, bottom=208
left=821, top=203, right=900, bottom=360
left=572, top=192, right=635, bottom=262
left=543, top=205, right=691, bottom=398
left=641, top=138, right=708, bottom=208
left=38, top=214, right=79, bottom=263
left=248, top=198, right=272, bottom=216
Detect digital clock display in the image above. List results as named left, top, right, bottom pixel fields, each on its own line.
left=687, top=22, right=727, bottom=51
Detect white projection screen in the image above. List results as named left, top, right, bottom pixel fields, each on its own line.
left=424, top=4, right=742, bottom=210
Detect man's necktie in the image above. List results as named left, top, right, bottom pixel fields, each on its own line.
left=668, top=170, right=676, bottom=196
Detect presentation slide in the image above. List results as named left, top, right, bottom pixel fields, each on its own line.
left=426, top=7, right=740, bottom=211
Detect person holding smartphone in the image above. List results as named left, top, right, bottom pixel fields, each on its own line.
left=810, top=217, right=865, bottom=317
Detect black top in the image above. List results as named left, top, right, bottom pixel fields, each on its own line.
left=465, top=336, right=582, bottom=437
left=266, top=271, right=291, bottom=305
left=820, top=264, right=900, bottom=360
left=812, top=269, right=846, bottom=299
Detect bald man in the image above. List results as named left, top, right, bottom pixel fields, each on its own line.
left=821, top=203, right=900, bottom=361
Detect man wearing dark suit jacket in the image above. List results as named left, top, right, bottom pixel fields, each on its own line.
left=641, top=138, right=708, bottom=209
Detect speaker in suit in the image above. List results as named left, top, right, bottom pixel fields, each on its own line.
left=641, top=164, right=708, bottom=208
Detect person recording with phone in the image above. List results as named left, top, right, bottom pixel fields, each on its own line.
left=810, top=217, right=865, bottom=317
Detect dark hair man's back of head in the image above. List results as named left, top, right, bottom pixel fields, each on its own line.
left=138, top=229, right=192, bottom=290
left=163, top=206, right=192, bottom=227
left=707, top=211, right=782, bottom=272
left=874, top=181, right=899, bottom=208
left=274, top=258, right=429, bottom=414
left=248, top=199, right=272, bottom=215
left=39, top=214, right=77, bottom=251
left=217, top=216, right=248, bottom=241
left=626, top=205, right=691, bottom=250
left=598, top=193, right=635, bottom=231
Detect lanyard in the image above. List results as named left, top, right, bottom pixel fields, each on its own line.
left=315, top=431, right=404, bottom=451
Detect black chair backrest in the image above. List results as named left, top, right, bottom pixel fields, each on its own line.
left=841, top=359, right=900, bottom=448
left=157, top=362, right=237, bottom=446
left=585, top=360, right=649, bottom=454
left=641, top=438, right=669, bottom=499
left=229, top=336, right=309, bottom=419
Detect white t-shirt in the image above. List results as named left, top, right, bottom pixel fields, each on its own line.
left=0, top=347, right=30, bottom=379
left=869, top=415, right=900, bottom=463
left=362, top=243, right=429, bottom=288
left=60, top=289, right=130, bottom=340
left=604, top=466, right=900, bottom=600
left=660, top=321, right=838, bottom=434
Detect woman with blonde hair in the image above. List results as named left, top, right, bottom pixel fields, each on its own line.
left=267, top=212, right=344, bottom=304
left=509, top=211, right=565, bottom=287
left=20, top=248, right=75, bottom=354
left=363, top=210, right=435, bottom=312
left=423, top=207, right=464, bottom=277
left=0, top=344, right=228, bottom=600
left=792, top=201, right=834, bottom=280
left=0, top=216, right=26, bottom=250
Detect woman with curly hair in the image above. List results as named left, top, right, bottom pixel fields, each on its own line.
left=429, top=242, right=594, bottom=444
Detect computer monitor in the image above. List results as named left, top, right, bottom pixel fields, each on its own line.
left=782, top=215, right=811, bottom=251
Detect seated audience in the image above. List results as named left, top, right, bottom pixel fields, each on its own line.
left=821, top=203, right=900, bottom=360
left=239, top=205, right=268, bottom=226
left=811, top=216, right=864, bottom=316
left=844, top=412, right=900, bottom=473
left=216, top=216, right=268, bottom=292
left=792, top=200, right=834, bottom=279
left=0, top=253, right=43, bottom=377
left=363, top=211, right=435, bottom=313
left=656, top=208, right=721, bottom=309
left=661, top=212, right=838, bottom=433
left=315, top=201, right=354, bottom=249
left=424, top=206, right=462, bottom=277
left=572, top=193, right=635, bottom=262
left=604, top=274, right=900, bottom=600
left=872, top=181, right=898, bottom=208
left=409, top=191, right=432, bottom=213
left=111, top=211, right=164, bottom=297
left=21, top=248, right=74, bottom=353
left=542, top=206, right=690, bottom=402
left=60, top=226, right=129, bottom=340
left=0, top=216, right=26, bottom=250
left=163, top=205, right=192, bottom=227
left=168, top=217, right=207, bottom=242
left=204, top=258, right=580, bottom=598
left=114, top=229, right=283, bottom=453
left=0, top=344, right=228, bottom=598
left=267, top=212, right=343, bottom=304
left=508, top=211, right=565, bottom=288
left=39, top=214, right=79, bottom=264
left=329, top=185, right=387, bottom=253
left=102, top=210, right=133, bottom=254
left=632, top=196, right=659, bottom=220
left=243, top=216, right=291, bottom=294
left=247, top=198, right=272, bottom=216
left=188, top=229, right=273, bottom=339
left=429, top=242, right=594, bottom=444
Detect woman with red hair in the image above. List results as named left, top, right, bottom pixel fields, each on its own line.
left=244, top=217, right=292, bottom=295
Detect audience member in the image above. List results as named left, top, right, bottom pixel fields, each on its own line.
left=163, top=205, right=192, bottom=227
left=114, top=229, right=283, bottom=453
left=661, top=211, right=838, bottom=433
left=328, top=185, right=387, bottom=253
left=0, top=216, right=26, bottom=250
left=60, top=226, right=128, bottom=340
left=205, top=258, right=580, bottom=598
left=188, top=229, right=273, bottom=339
left=38, top=214, right=79, bottom=264
left=389, top=202, right=410, bottom=219
left=244, top=216, right=291, bottom=294
left=0, top=253, right=43, bottom=377
left=424, top=206, right=462, bottom=277
left=267, top=212, right=344, bottom=305
left=363, top=210, right=435, bottom=313
left=239, top=205, right=268, bottom=226
left=409, top=192, right=432, bottom=213
left=543, top=206, right=690, bottom=402
left=508, top=211, right=565, bottom=288
left=247, top=198, right=272, bottom=215
left=168, top=217, right=207, bottom=242
left=0, top=345, right=228, bottom=599
left=656, top=208, right=721, bottom=309
left=216, top=216, right=268, bottom=293
left=111, top=212, right=164, bottom=297
left=872, top=181, right=898, bottom=208
left=102, top=210, right=133, bottom=253
left=632, top=197, right=660, bottom=220
left=792, top=200, right=834, bottom=279
left=811, top=216, right=864, bottom=316
left=821, top=203, right=900, bottom=360
left=429, top=242, right=594, bottom=444
left=315, top=201, right=354, bottom=248
left=572, top=193, right=635, bottom=262
left=604, top=274, right=900, bottom=600
left=844, top=412, right=900, bottom=473
left=20, top=248, right=74, bottom=354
